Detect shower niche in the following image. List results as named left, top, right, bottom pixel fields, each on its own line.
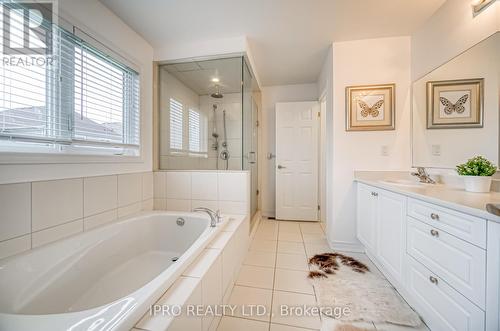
left=158, top=56, right=259, bottom=172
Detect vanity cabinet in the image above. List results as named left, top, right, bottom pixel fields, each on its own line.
left=356, top=183, right=378, bottom=251
left=356, top=183, right=406, bottom=286
left=356, top=182, right=499, bottom=331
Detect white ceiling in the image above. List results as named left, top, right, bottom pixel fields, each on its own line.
left=100, top=0, right=445, bottom=86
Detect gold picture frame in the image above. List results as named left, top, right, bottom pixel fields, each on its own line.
left=346, top=83, right=395, bottom=131
left=426, top=78, right=484, bottom=129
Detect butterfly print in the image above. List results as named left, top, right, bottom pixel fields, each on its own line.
left=357, top=99, right=384, bottom=118
left=439, top=94, right=469, bottom=115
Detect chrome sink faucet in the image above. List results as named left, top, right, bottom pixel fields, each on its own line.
left=192, top=207, right=221, bottom=227
left=411, top=167, right=436, bottom=184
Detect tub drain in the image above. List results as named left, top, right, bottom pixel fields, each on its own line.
left=172, top=257, right=179, bottom=262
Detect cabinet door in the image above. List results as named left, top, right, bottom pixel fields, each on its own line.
left=356, top=183, right=377, bottom=252
left=376, top=189, right=406, bottom=283
left=487, top=221, right=500, bottom=331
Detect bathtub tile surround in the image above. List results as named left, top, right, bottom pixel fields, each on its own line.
left=153, top=171, right=250, bottom=216
left=136, top=214, right=250, bottom=331
left=0, top=172, right=154, bottom=260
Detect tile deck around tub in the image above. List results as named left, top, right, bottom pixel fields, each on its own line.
left=214, top=218, right=430, bottom=331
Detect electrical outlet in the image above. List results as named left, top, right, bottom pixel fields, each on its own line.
left=381, top=145, right=389, bottom=156
left=432, top=144, right=441, bottom=156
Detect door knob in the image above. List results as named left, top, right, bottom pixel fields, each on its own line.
left=277, top=165, right=286, bottom=169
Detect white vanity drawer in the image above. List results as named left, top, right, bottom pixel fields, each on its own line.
left=407, top=198, right=486, bottom=248
left=407, top=217, right=486, bottom=309
left=405, top=255, right=485, bottom=331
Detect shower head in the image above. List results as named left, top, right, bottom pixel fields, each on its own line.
left=211, top=85, right=223, bottom=99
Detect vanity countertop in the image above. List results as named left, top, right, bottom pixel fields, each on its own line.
left=355, top=176, right=500, bottom=223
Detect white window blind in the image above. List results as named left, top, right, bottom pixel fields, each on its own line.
left=0, top=3, right=140, bottom=156
left=169, top=98, right=183, bottom=151
left=188, top=108, right=201, bottom=153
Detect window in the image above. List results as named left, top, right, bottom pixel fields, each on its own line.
left=0, top=4, right=140, bottom=156
left=169, top=98, right=183, bottom=151
left=168, top=99, right=206, bottom=156
left=188, top=108, right=201, bottom=153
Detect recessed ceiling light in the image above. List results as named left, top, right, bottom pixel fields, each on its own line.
left=211, top=77, right=220, bottom=83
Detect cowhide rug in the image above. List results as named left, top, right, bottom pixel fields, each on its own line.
left=308, top=252, right=422, bottom=329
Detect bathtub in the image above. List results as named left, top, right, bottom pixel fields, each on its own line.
left=0, top=211, right=225, bottom=331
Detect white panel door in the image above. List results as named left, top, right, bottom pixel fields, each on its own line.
left=275, top=101, right=319, bottom=221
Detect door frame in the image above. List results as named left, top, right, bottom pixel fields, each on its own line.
left=275, top=101, right=320, bottom=221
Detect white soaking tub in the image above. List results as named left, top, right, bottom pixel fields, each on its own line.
left=0, top=211, right=225, bottom=331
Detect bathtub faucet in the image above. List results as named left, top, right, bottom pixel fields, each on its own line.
left=192, top=207, right=221, bottom=227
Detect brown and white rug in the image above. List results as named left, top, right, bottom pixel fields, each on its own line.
left=308, top=253, right=422, bottom=329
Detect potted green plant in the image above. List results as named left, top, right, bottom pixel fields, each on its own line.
left=456, top=156, right=497, bottom=193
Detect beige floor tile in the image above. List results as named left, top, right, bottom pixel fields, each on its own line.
left=302, top=233, right=327, bottom=243
left=336, top=251, right=383, bottom=277
left=271, top=290, right=321, bottom=330
left=225, top=285, right=273, bottom=322
left=217, top=316, right=269, bottom=331
left=270, top=323, right=319, bottom=330
left=244, top=250, right=276, bottom=268
left=259, top=221, right=278, bottom=231
left=278, top=241, right=307, bottom=255
left=278, top=221, right=301, bottom=234
left=236, top=265, right=274, bottom=289
left=278, top=231, right=303, bottom=242
left=299, top=223, right=324, bottom=234
left=250, top=239, right=277, bottom=252
left=274, top=268, right=314, bottom=295
left=304, top=242, right=333, bottom=257
left=254, top=227, right=279, bottom=241
left=276, top=253, right=309, bottom=271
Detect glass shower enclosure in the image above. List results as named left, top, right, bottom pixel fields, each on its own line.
left=158, top=56, right=259, bottom=218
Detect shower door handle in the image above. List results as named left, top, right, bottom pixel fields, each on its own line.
left=277, top=165, right=286, bottom=169
left=249, top=152, right=256, bottom=164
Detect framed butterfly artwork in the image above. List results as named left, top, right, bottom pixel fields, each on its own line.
left=346, top=83, right=395, bottom=131
left=426, top=78, right=484, bottom=129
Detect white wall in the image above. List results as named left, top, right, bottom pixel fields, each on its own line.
left=260, top=83, right=319, bottom=217
left=0, top=0, right=154, bottom=184
left=411, top=0, right=500, bottom=80
left=329, top=36, right=412, bottom=251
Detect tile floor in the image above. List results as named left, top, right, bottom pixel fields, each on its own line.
left=216, top=218, right=429, bottom=331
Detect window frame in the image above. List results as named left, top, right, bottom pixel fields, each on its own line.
left=0, top=20, right=142, bottom=164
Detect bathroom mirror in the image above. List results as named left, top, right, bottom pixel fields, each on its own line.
left=411, top=32, right=500, bottom=169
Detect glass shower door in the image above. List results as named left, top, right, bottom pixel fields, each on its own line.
left=242, top=58, right=259, bottom=220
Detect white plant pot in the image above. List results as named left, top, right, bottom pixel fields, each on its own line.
left=462, top=176, right=492, bottom=193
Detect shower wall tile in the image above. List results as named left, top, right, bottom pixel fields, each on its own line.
left=84, top=209, right=118, bottom=231
left=118, top=173, right=143, bottom=207
left=0, top=235, right=31, bottom=260
left=83, top=175, right=118, bottom=217
left=153, top=172, right=167, bottom=198
left=166, top=172, right=191, bottom=199
left=32, top=219, right=83, bottom=248
left=32, top=178, right=84, bottom=231
left=191, top=172, right=218, bottom=200
left=0, top=183, right=31, bottom=242
left=154, top=171, right=250, bottom=216
left=142, top=172, right=154, bottom=200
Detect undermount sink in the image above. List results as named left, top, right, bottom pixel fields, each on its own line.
left=379, top=179, right=427, bottom=188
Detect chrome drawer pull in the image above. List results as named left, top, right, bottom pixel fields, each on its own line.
left=430, top=229, right=439, bottom=237
left=429, top=276, right=438, bottom=285
left=430, top=213, right=439, bottom=220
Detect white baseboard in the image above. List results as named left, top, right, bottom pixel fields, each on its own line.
left=328, top=239, right=365, bottom=253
